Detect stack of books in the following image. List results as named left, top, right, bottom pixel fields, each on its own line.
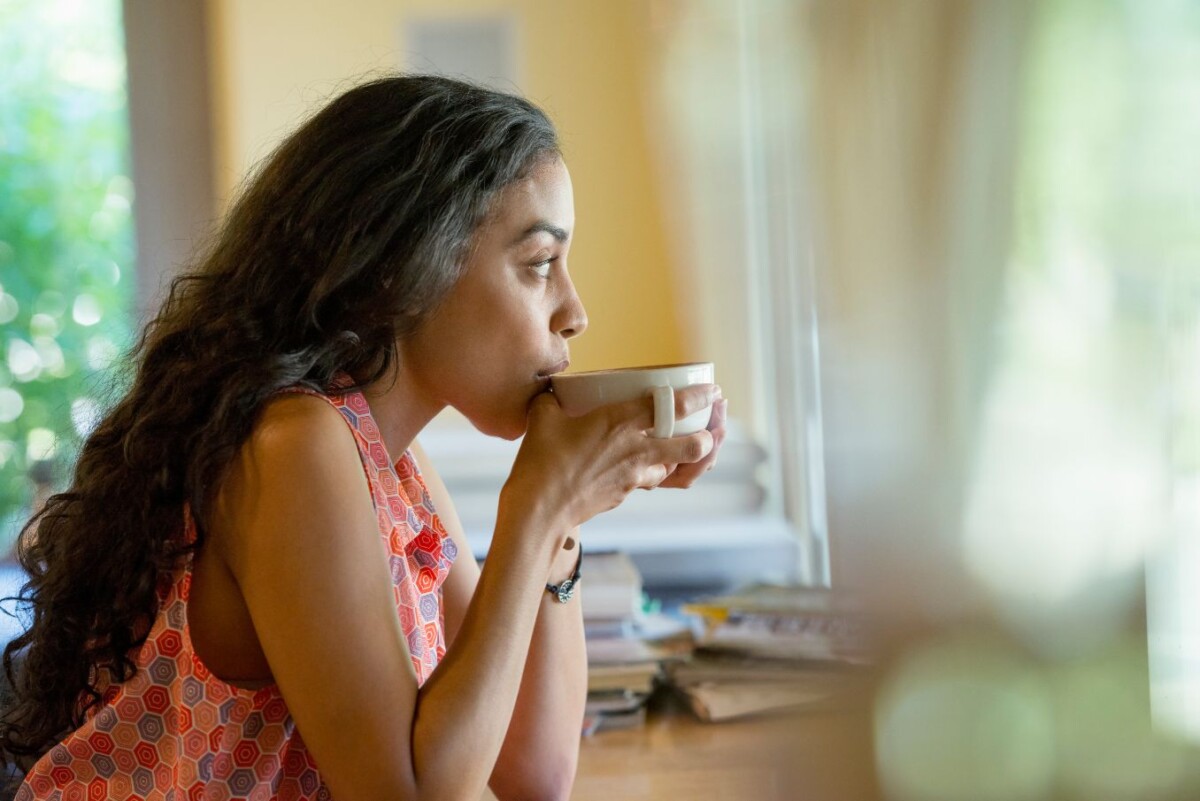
left=668, top=583, right=867, bottom=722
left=581, top=551, right=692, bottom=735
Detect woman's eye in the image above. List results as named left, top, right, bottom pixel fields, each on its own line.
left=530, top=258, right=556, bottom=279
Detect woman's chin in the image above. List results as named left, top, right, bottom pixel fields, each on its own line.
left=463, top=407, right=528, bottom=441
left=485, top=423, right=526, bottom=442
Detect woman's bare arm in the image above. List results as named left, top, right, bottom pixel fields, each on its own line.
left=212, top=396, right=569, bottom=801
left=411, top=441, right=586, bottom=801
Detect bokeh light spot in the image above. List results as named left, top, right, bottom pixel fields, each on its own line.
left=875, top=635, right=1055, bottom=801
left=26, top=428, right=57, bottom=462
left=7, top=340, right=42, bottom=382
left=0, top=293, right=18, bottom=325
left=72, top=293, right=102, bottom=327
left=0, top=389, right=24, bottom=424
left=71, top=397, right=100, bottom=439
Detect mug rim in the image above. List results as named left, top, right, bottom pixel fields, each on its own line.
left=550, top=361, right=713, bottom=380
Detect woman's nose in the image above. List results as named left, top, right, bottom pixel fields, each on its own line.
left=557, top=279, right=588, bottom=340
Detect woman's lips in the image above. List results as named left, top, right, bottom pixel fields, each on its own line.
left=536, top=359, right=570, bottom=378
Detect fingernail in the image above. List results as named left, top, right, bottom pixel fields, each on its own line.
left=710, top=385, right=723, bottom=402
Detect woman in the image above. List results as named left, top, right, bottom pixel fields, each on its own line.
left=0, top=75, right=726, bottom=800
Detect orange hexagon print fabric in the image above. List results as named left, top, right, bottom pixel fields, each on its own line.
left=17, top=377, right=458, bottom=800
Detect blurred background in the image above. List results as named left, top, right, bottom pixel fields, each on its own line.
left=2, top=0, right=1198, bottom=798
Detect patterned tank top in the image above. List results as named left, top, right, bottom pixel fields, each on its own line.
left=16, top=377, right=458, bottom=800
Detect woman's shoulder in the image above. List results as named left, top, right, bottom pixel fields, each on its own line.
left=259, top=387, right=340, bottom=426
left=208, top=388, right=372, bottom=569
left=238, top=391, right=359, bottom=472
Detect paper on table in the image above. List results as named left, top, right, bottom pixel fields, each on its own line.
left=681, top=681, right=832, bottom=722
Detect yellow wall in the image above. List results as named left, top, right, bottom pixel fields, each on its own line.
left=205, top=0, right=684, bottom=372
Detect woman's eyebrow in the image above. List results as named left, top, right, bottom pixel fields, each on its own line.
left=510, top=221, right=570, bottom=247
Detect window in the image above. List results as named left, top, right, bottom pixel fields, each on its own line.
left=0, top=0, right=135, bottom=551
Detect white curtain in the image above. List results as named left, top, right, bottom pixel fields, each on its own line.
left=802, top=0, right=1031, bottom=606
left=645, top=0, right=1031, bottom=591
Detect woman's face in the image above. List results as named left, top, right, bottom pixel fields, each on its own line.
left=400, top=156, right=587, bottom=439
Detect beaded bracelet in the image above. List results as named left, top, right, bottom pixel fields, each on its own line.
left=545, top=546, right=582, bottom=604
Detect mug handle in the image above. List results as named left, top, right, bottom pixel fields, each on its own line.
left=650, top=385, right=675, bottom=439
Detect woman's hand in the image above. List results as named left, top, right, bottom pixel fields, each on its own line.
left=654, top=392, right=728, bottom=489
left=501, top=383, right=720, bottom=535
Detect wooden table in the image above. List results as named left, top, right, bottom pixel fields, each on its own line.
left=568, top=693, right=880, bottom=801
left=478, top=689, right=881, bottom=801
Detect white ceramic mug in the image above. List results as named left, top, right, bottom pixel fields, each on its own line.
left=549, top=362, right=715, bottom=438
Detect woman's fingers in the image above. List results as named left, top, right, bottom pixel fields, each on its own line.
left=517, top=387, right=726, bottom=521
left=641, top=462, right=671, bottom=489
left=671, top=383, right=720, bottom=427
left=650, top=428, right=715, bottom=469
left=656, top=398, right=729, bottom=489
left=711, top=394, right=727, bottom=432
left=606, top=383, right=719, bottom=433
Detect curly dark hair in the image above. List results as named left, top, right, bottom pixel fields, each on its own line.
left=0, top=73, right=560, bottom=760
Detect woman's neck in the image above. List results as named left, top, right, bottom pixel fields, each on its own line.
left=358, top=360, right=445, bottom=459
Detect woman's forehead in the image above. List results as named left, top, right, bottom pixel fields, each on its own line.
left=486, top=160, right=574, bottom=243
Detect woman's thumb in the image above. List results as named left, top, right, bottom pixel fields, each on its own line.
left=527, top=390, right=561, bottom=417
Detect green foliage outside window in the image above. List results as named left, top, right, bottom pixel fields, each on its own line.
left=0, top=0, right=135, bottom=551
left=1009, top=0, right=1200, bottom=473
